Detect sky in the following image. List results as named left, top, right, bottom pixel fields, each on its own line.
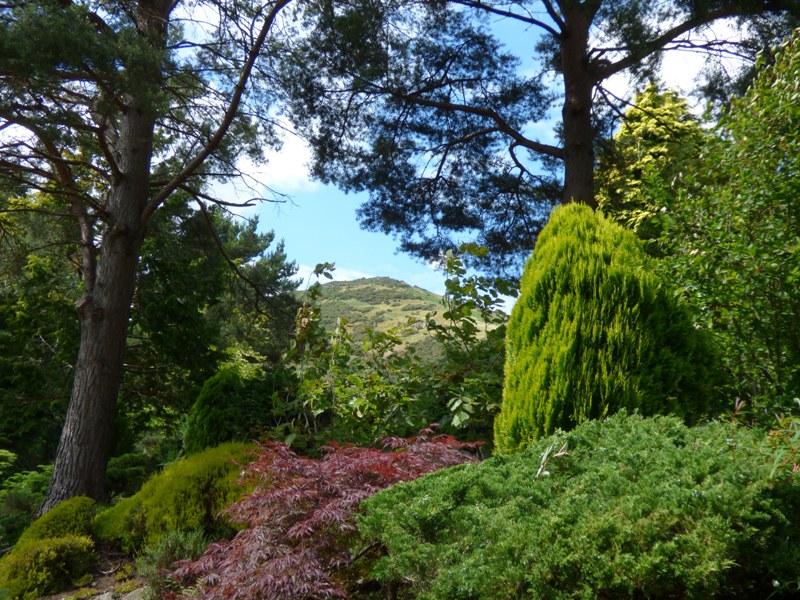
left=214, top=15, right=743, bottom=298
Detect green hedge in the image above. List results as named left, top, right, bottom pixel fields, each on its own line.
left=495, top=204, right=720, bottom=452
left=360, top=413, right=800, bottom=599
left=94, top=442, right=253, bottom=553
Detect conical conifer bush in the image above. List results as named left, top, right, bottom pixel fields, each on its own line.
left=494, top=204, right=720, bottom=452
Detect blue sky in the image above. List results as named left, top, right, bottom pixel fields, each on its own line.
left=217, top=16, right=742, bottom=297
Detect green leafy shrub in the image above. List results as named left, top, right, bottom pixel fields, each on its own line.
left=94, top=442, right=253, bottom=553
left=495, top=204, right=720, bottom=451
left=662, top=33, right=800, bottom=417
left=184, top=365, right=291, bottom=454
left=360, top=413, right=800, bottom=599
left=0, top=464, right=52, bottom=548
left=0, top=534, right=96, bottom=599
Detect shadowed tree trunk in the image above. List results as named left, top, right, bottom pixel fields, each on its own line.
left=37, top=0, right=167, bottom=514
left=560, top=3, right=597, bottom=208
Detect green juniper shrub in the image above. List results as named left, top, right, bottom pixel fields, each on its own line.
left=183, top=365, right=292, bottom=455
left=495, top=204, right=721, bottom=452
left=94, top=442, right=253, bottom=553
left=0, top=496, right=97, bottom=599
left=0, top=534, right=96, bottom=599
left=135, top=528, right=208, bottom=600
left=359, top=412, right=800, bottom=599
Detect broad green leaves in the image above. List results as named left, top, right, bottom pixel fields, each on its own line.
left=664, top=33, right=800, bottom=416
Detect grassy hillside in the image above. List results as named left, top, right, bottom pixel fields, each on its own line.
left=301, top=277, right=447, bottom=358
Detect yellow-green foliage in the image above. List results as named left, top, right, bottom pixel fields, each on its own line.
left=495, top=204, right=720, bottom=452
left=15, top=495, right=95, bottom=546
left=94, top=442, right=253, bottom=553
left=0, top=497, right=97, bottom=599
left=0, top=535, right=96, bottom=599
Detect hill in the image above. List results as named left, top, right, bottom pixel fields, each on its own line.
left=300, top=277, right=447, bottom=358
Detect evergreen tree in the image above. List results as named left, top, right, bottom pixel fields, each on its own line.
left=282, top=0, right=799, bottom=273
left=495, top=204, right=720, bottom=452
left=0, top=194, right=298, bottom=470
left=0, top=0, right=295, bottom=512
left=596, top=84, right=708, bottom=252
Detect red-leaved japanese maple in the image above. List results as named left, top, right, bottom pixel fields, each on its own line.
left=168, top=429, right=480, bottom=599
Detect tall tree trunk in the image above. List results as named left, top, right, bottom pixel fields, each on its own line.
left=39, top=0, right=169, bottom=515
left=560, top=5, right=596, bottom=208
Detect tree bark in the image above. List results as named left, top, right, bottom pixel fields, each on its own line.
left=38, top=0, right=169, bottom=515
left=559, top=4, right=597, bottom=208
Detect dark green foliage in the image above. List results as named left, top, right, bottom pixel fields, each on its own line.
left=122, top=198, right=299, bottom=447
left=0, top=464, right=52, bottom=548
left=105, top=453, right=159, bottom=500
left=0, top=198, right=81, bottom=470
left=0, top=534, right=96, bottom=599
left=0, top=497, right=97, bottom=599
left=495, top=204, right=720, bottom=451
left=282, top=0, right=797, bottom=274
left=360, top=413, right=800, bottom=599
left=0, top=192, right=299, bottom=479
left=663, top=32, right=800, bottom=418
left=93, top=443, right=253, bottom=553
left=183, top=366, right=292, bottom=455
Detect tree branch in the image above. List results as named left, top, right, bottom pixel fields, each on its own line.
left=145, top=0, right=293, bottom=223
left=393, top=89, right=564, bottom=160
left=448, top=0, right=561, bottom=37
left=594, top=6, right=763, bottom=82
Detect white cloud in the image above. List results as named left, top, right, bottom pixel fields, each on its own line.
left=259, top=127, right=320, bottom=192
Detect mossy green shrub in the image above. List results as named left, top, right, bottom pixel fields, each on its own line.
left=360, top=413, right=800, bottom=599
left=183, top=365, right=293, bottom=455
left=94, top=442, right=253, bottom=553
left=0, top=496, right=97, bottom=599
left=495, top=204, right=720, bottom=452
left=15, top=495, right=95, bottom=546
left=0, top=534, right=96, bottom=598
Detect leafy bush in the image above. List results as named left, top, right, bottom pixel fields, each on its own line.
left=169, top=430, right=480, bottom=599
left=360, top=413, right=800, bottom=599
left=94, top=442, right=253, bottom=553
left=281, top=254, right=513, bottom=450
left=0, top=534, right=96, bottom=599
left=0, top=464, right=52, bottom=548
left=495, top=204, right=721, bottom=452
left=662, top=33, right=800, bottom=417
left=183, top=365, right=291, bottom=455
